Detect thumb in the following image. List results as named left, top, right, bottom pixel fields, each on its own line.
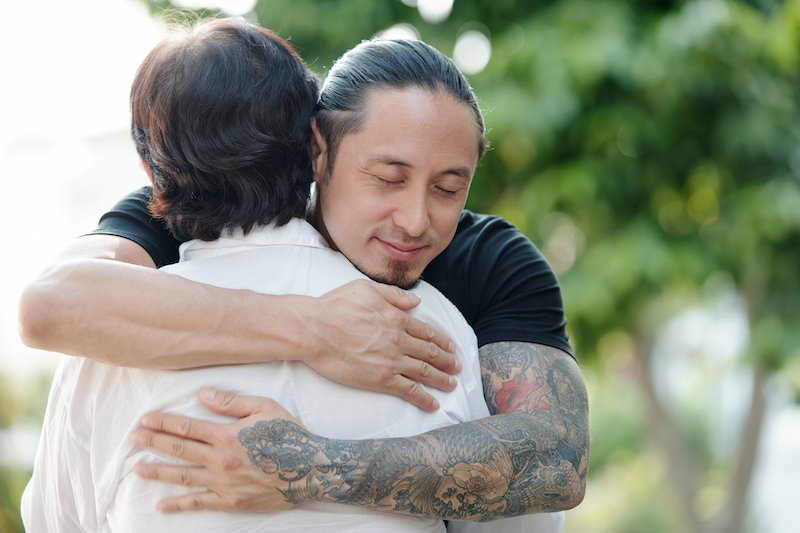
left=371, top=282, right=421, bottom=311
left=198, top=387, right=271, bottom=418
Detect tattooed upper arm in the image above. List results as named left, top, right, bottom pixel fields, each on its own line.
left=479, top=342, right=587, bottom=417
left=479, top=341, right=590, bottom=503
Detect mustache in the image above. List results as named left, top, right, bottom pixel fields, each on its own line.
left=373, top=231, right=435, bottom=249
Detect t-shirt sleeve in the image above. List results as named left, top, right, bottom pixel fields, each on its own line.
left=85, top=186, right=182, bottom=268
left=424, top=212, right=574, bottom=358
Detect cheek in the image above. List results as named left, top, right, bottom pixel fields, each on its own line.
left=430, top=202, right=463, bottom=239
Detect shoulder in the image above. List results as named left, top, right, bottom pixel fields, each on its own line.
left=87, top=186, right=182, bottom=267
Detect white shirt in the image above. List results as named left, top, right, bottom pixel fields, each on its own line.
left=22, top=219, right=563, bottom=532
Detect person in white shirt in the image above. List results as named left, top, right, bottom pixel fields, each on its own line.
left=21, top=17, right=566, bottom=533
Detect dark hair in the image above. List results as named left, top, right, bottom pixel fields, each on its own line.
left=131, top=17, right=320, bottom=241
left=314, top=38, right=488, bottom=176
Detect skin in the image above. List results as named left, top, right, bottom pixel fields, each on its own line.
left=129, top=88, right=590, bottom=519
left=311, top=88, right=478, bottom=290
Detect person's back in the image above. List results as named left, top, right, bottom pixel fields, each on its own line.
left=24, top=218, right=488, bottom=532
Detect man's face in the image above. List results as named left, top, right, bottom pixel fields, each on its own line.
left=313, top=88, right=480, bottom=289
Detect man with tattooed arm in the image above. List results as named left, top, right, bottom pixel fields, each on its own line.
left=19, top=17, right=588, bottom=533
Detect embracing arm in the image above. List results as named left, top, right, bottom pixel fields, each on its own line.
left=251, top=341, right=587, bottom=518
left=132, top=342, right=588, bottom=520
left=17, top=234, right=459, bottom=410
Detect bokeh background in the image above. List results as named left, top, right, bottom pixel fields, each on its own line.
left=1, top=0, right=799, bottom=532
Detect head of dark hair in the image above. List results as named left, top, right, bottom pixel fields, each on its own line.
left=313, top=38, right=488, bottom=176
left=131, top=17, right=320, bottom=241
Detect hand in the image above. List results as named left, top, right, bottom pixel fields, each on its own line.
left=131, top=388, right=313, bottom=513
left=300, top=280, right=461, bottom=411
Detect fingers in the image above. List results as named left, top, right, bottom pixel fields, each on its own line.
left=199, top=389, right=307, bottom=429
left=368, top=280, right=421, bottom=311
left=133, top=460, right=214, bottom=490
left=394, top=354, right=458, bottom=394
left=197, top=388, right=274, bottom=418
left=403, top=317, right=459, bottom=374
left=386, top=374, right=441, bottom=412
left=157, top=490, right=225, bottom=513
left=131, top=425, right=217, bottom=466
left=139, top=410, right=218, bottom=443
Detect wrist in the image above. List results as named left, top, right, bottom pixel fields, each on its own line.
left=280, top=293, right=328, bottom=365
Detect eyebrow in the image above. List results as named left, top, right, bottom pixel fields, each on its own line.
left=366, top=155, right=473, bottom=180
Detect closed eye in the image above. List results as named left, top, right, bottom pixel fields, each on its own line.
left=377, top=176, right=404, bottom=188
left=436, top=186, right=459, bottom=197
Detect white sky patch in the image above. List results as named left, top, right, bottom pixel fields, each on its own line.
left=453, top=30, right=492, bottom=75
left=417, top=0, right=453, bottom=24
left=375, top=23, right=421, bottom=41
left=0, top=0, right=163, bottom=378
left=170, top=0, right=257, bottom=16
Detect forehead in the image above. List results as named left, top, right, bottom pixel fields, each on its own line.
left=351, top=88, right=481, bottom=165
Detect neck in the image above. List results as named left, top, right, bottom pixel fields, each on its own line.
left=306, top=193, right=339, bottom=252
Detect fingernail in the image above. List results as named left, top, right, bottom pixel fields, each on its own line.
left=130, top=429, right=141, bottom=443
left=454, top=358, right=462, bottom=372
left=200, top=388, right=216, bottom=400
left=448, top=341, right=455, bottom=353
left=141, top=415, right=151, bottom=427
left=449, top=376, right=458, bottom=387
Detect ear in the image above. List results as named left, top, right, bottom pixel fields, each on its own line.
left=309, top=118, right=328, bottom=184
left=139, top=156, right=155, bottom=186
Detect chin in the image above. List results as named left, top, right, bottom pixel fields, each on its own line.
left=366, top=271, right=422, bottom=290
left=354, top=260, right=422, bottom=290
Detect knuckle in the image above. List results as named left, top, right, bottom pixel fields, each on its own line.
left=218, top=454, right=241, bottom=472
left=387, top=331, right=403, bottom=347
left=190, top=496, right=205, bottom=510
left=375, top=366, right=395, bottom=384
left=425, top=324, right=435, bottom=341
left=176, top=418, right=194, bottom=437
left=231, top=496, right=252, bottom=510
left=218, top=390, right=237, bottom=408
left=406, top=380, right=419, bottom=398
left=168, top=440, right=186, bottom=458
left=138, top=432, right=154, bottom=448
left=428, top=342, right=439, bottom=358
left=420, top=362, right=432, bottom=378
left=177, top=468, right=191, bottom=486
left=385, top=308, right=406, bottom=326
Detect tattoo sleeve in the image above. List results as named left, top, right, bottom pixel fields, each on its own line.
left=238, top=342, right=589, bottom=521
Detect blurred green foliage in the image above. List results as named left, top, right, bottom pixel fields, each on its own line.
left=0, top=371, right=52, bottom=533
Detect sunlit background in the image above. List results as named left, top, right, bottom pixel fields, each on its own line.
left=1, top=1, right=799, bottom=532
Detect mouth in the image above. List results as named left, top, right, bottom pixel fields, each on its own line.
left=376, top=238, right=427, bottom=261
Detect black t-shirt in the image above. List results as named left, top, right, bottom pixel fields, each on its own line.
left=90, top=187, right=574, bottom=357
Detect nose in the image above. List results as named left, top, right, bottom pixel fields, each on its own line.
left=392, top=187, right=430, bottom=238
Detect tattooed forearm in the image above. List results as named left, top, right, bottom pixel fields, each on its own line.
left=239, top=343, right=589, bottom=523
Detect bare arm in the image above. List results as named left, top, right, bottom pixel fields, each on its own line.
left=131, top=342, right=589, bottom=520
left=17, top=234, right=460, bottom=410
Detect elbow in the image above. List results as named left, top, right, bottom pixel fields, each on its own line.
left=561, top=471, right=587, bottom=510
left=556, top=439, right=589, bottom=511
left=17, top=268, right=71, bottom=352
